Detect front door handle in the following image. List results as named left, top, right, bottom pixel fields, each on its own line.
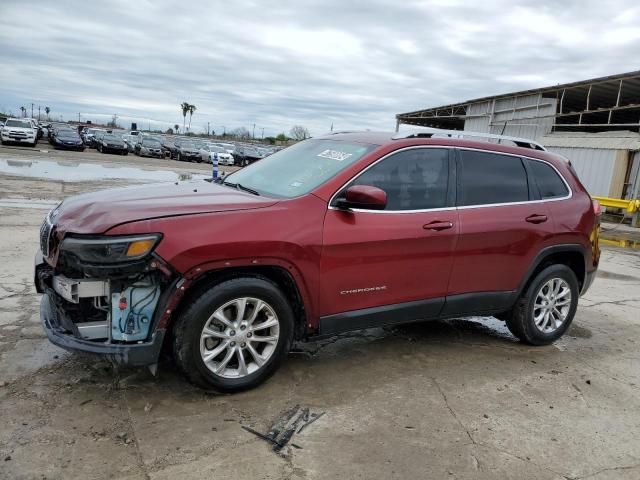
left=525, top=214, right=548, bottom=224
left=423, top=220, right=453, bottom=231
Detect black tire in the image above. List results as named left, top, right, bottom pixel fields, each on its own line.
left=505, top=264, right=579, bottom=345
left=178, top=153, right=182, bottom=162
left=172, top=277, right=295, bottom=392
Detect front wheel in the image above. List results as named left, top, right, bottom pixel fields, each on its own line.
left=505, top=264, right=579, bottom=345
left=172, top=277, right=294, bottom=392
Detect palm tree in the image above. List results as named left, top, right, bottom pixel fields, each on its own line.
left=45, top=106, right=50, bottom=120
left=174, top=124, right=180, bottom=134
left=20, top=106, right=26, bottom=117
left=187, top=104, right=196, bottom=132
left=180, top=102, right=190, bottom=133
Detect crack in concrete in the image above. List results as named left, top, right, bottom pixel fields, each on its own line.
left=432, top=378, right=476, bottom=445
left=568, top=463, right=640, bottom=479
left=580, top=298, right=640, bottom=309
left=121, top=388, right=151, bottom=480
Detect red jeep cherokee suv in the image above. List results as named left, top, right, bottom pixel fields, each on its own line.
left=35, top=129, right=600, bottom=391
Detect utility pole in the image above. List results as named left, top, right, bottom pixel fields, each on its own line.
left=78, top=112, right=81, bottom=123
left=207, top=121, right=210, bottom=136
left=38, top=106, right=41, bottom=121
left=252, top=123, right=256, bottom=139
left=222, top=126, right=226, bottom=137
left=31, top=103, right=34, bottom=118
left=261, top=127, right=264, bottom=139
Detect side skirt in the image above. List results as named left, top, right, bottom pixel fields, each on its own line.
left=316, top=291, right=516, bottom=338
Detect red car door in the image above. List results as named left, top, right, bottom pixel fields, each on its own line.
left=444, top=149, right=555, bottom=315
left=318, top=147, right=458, bottom=334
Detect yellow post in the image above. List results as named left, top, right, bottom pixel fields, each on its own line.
left=592, top=196, right=640, bottom=214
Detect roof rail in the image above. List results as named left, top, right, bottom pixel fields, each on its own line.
left=392, top=127, right=546, bottom=151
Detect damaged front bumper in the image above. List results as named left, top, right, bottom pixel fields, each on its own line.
left=40, top=290, right=165, bottom=366
left=35, top=250, right=172, bottom=367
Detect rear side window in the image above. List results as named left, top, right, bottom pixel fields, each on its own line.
left=527, top=160, right=569, bottom=199
left=458, top=151, right=529, bottom=206
left=351, top=148, right=449, bottom=210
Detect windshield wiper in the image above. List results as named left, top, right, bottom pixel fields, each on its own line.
left=237, top=183, right=260, bottom=196
left=221, top=180, right=260, bottom=196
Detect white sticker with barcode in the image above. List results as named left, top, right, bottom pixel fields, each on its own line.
left=317, top=149, right=352, bottom=162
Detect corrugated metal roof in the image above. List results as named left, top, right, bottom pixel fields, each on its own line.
left=398, top=70, right=640, bottom=117
left=540, top=131, right=640, bottom=150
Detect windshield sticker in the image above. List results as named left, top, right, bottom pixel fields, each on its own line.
left=290, top=181, right=303, bottom=188
left=317, top=149, right=353, bottom=162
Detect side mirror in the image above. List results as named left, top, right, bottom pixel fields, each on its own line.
left=335, top=185, right=387, bottom=210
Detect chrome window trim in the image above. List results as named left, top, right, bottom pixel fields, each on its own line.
left=327, top=145, right=452, bottom=214
left=455, top=147, right=572, bottom=209
left=326, top=145, right=572, bottom=214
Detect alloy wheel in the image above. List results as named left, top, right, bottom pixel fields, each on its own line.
left=533, top=278, right=572, bottom=333
left=199, top=297, right=280, bottom=378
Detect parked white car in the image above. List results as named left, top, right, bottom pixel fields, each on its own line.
left=0, top=118, right=38, bottom=147
left=212, top=142, right=236, bottom=155
left=200, top=144, right=234, bottom=165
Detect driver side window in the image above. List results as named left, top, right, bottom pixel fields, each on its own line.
left=350, top=148, right=449, bottom=210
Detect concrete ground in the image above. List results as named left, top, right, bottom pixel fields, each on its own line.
left=1, top=144, right=640, bottom=480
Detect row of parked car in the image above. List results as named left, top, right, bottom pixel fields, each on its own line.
left=79, top=128, right=279, bottom=165
left=0, top=118, right=281, bottom=166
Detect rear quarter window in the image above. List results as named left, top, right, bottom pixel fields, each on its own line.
left=458, top=150, right=529, bottom=206
left=527, top=160, right=569, bottom=199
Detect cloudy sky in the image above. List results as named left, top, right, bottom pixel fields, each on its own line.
left=1, top=0, right=639, bottom=136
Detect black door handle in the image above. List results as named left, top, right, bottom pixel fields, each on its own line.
left=423, top=220, right=453, bottom=231
left=526, top=214, right=548, bottom=224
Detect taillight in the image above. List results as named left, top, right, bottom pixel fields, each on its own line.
left=592, top=199, right=602, bottom=217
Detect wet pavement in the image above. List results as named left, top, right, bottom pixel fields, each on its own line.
left=1, top=144, right=640, bottom=479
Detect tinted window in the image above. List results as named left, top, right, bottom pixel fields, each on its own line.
left=351, top=148, right=449, bottom=210
left=459, top=151, right=528, bottom=206
left=527, top=160, right=569, bottom=199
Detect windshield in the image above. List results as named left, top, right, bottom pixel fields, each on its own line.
left=58, top=130, right=77, bottom=138
left=144, top=139, right=161, bottom=146
left=225, top=139, right=376, bottom=198
left=181, top=142, right=195, bottom=149
left=103, top=134, right=120, bottom=141
left=5, top=119, right=32, bottom=128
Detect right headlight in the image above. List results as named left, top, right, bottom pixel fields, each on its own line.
left=61, top=234, right=161, bottom=264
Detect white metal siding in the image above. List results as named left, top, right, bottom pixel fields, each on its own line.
left=464, top=94, right=556, bottom=141
left=546, top=147, right=617, bottom=197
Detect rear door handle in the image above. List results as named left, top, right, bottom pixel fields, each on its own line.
left=525, top=214, right=548, bottom=224
left=423, top=220, right=453, bottom=231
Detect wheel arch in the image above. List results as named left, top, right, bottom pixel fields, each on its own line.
left=167, top=264, right=310, bottom=340
left=517, top=244, right=586, bottom=299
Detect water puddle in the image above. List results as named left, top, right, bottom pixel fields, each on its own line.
left=567, top=324, right=592, bottom=338
left=0, top=159, right=204, bottom=182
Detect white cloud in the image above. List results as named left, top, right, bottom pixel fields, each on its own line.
left=0, top=0, right=639, bottom=136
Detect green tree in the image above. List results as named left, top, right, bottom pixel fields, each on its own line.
left=180, top=102, right=190, bottom=132
left=275, top=133, right=288, bottom=141
left=45, top=106, right=50, bottom=120
left=20, top=106, right=26, bottom=117
left=174, top=124, right=180, bottom=134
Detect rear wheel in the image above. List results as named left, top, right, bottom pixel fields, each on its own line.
left=172, top=277, right=294, bottom=392
left=505, top=264, right=579, bottom=345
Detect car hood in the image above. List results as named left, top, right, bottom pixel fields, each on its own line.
left=51, top=181, right=279, bottom=234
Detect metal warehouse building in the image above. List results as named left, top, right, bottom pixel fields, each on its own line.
left=396, top=70, right=640, bottom=201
